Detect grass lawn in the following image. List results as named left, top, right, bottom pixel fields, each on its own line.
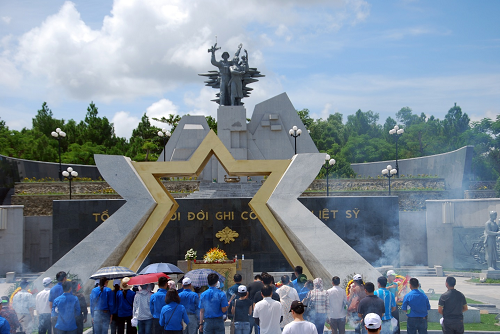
left=400, top=314, right=499, bottom=331
left=468, top=278, right=500, bottom=284
left=427, top=294, right=483, bottom=304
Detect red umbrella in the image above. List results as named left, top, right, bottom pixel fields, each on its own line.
left=127, top=273, right=170, bottom=285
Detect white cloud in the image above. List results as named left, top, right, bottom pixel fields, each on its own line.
left=8, top=0, right=368, bottom=103
left=1, top=17, right=11, bottom=24
left=111, top=111, right=140, bottom=138
left=146, top=98, right=179, bottom=128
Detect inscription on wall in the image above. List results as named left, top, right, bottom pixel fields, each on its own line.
left=53, top=196, right=399, bottom=272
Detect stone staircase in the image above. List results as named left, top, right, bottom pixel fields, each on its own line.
left=185, top=182, right=262, bottom=199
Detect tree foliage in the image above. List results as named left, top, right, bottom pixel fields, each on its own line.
left=1, top=101, right=499, bottom=181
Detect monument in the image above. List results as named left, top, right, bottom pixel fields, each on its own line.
left=33, top=41, right=384, bottom=293
left=481, top=210, right=500, bottom=280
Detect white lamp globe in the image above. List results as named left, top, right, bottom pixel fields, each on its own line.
left=158, top=131, right=163, bottom=137
left=67, top=167, right=73, bottom=173
left=382, top=169, right=388, bottom=175
left=71, top=171, right=78, bottom=177
left=397, top=129, right=404, bottom=134
left=292, top=126, right=297, bottom=131
left=62, top=171, right=69, bottom=177
left=56, top=128, right=61, bottom=133
left=325, top=154, right=331, bottom=161
left=297, top=129, right=302, bottom=135
left=166, top=131, right=171, bottom=137
left=329, top=158, right=336, bottom=166
left=387, top=165, right=392, bottom=170
left=59, top=131, right=66, bottom=137
left=394, top=125, right=399, bottom=130
left=289, top=129, right=294, bottom=135
left=390, top=169, right=397, bottom=175
left=51, top=131, right=58, bottom=137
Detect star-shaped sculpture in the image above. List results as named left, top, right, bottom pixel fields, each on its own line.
left=119, top=130, right=313, bottom=278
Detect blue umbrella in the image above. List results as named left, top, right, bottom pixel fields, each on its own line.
left=89, top=266, right=136, bottom=279
left=138, top=263, right=184, bottom=275
left=184, top=269, right=225, bottom=287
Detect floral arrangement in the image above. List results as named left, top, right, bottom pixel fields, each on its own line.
left=185, top=248, right=197, bottom=261
left=203, top=247, right=229, bottom=263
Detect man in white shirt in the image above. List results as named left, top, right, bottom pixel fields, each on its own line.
left=327, top=276, right=347, bottom=334
left=282, top=300, right=317, bottom=334
left=253, top=285, right=283, bottom=334
left=36, top=278, right=53, bottom=334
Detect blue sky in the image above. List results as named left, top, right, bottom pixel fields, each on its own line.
left=0, top=0, right=499, bottom=139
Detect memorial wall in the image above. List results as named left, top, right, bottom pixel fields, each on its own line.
left=53, top=196, right=399, bottom=272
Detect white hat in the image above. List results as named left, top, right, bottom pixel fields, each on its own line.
left=182, top=277, right=192, bottom=286
left=120, top=277, right=132, bottom=290
left=42, top=277, right=52, bottom=286
left=353, top=274, right=362, bottom=281
left=387, top=270, right=396, bottom=276
left=364, top=313, right=382, bottom=329
left=238, top=285, right=247, bottom=293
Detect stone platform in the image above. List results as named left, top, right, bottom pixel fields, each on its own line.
left=398, top=300, right=480, bottom=324
left=480, top=270, right=500, bottom=281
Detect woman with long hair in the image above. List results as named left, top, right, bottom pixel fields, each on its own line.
left=90, top=277, right=115, bottom=334
left=159, top=289, right=188, bottom=334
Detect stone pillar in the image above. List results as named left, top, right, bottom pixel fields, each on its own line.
left=217, top=106, right=248, bottom=183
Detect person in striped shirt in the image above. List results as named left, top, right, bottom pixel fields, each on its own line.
left=374, top=277, right=396, bottom=334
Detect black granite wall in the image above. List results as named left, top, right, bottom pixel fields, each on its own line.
left=52, top=196, right=399, bottom=272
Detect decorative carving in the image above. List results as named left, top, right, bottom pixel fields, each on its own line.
left=216, top=226, right=239, bottom=244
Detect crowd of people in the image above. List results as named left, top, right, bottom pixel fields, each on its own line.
left=0, top=268, right=470, bottom=334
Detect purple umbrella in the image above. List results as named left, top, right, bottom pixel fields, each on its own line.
left=184, top=269, right=226, bottom=287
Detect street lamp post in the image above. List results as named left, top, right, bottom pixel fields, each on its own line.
left=322, top=154, right=336, bottom=196
left=389, top=125, right=404, bottom=177
left=51, top=128, right=66, bottom=181
left=62, top=167, right=78, bottom=199
left=288, top=126, right=302, bottom=155
left=382, top=164, right=397, bottom=195
left=158, top=128, right=172, bottom=162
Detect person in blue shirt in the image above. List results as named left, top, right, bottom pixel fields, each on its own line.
left=402, top=278, right=430, bottom=334
left=178, top=278, right=199, bottom=334
left=90, top=277, right=115, bottom=334
left=226, top=274, right=242, bottom=304
left=150, top=276, right=169, bottom=334
left=49, top=271, right=67, bottom=334
left=199, top=273, right=228, bottom=334
left=159, top=289, right=188, bottom=334
left=0, top=303, right=11, bottom=334
left=52, top=282, right=80, bottom=334
left=116, top=278, right=136, bottom=334
left=374, top=277, right=396, bottom=334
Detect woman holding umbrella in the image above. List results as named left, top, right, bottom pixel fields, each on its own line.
left=159, top=290, right=189, bottom=334
left=90, top=277, right=115, bottom=334
left=116, top=278, right=136, bottom=334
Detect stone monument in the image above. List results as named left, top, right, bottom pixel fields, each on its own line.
left=481, top=210, right=500, bottom=280
left=33, top=41, right=383, bottom=293
left=199, top=42, right=264, bottom=106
